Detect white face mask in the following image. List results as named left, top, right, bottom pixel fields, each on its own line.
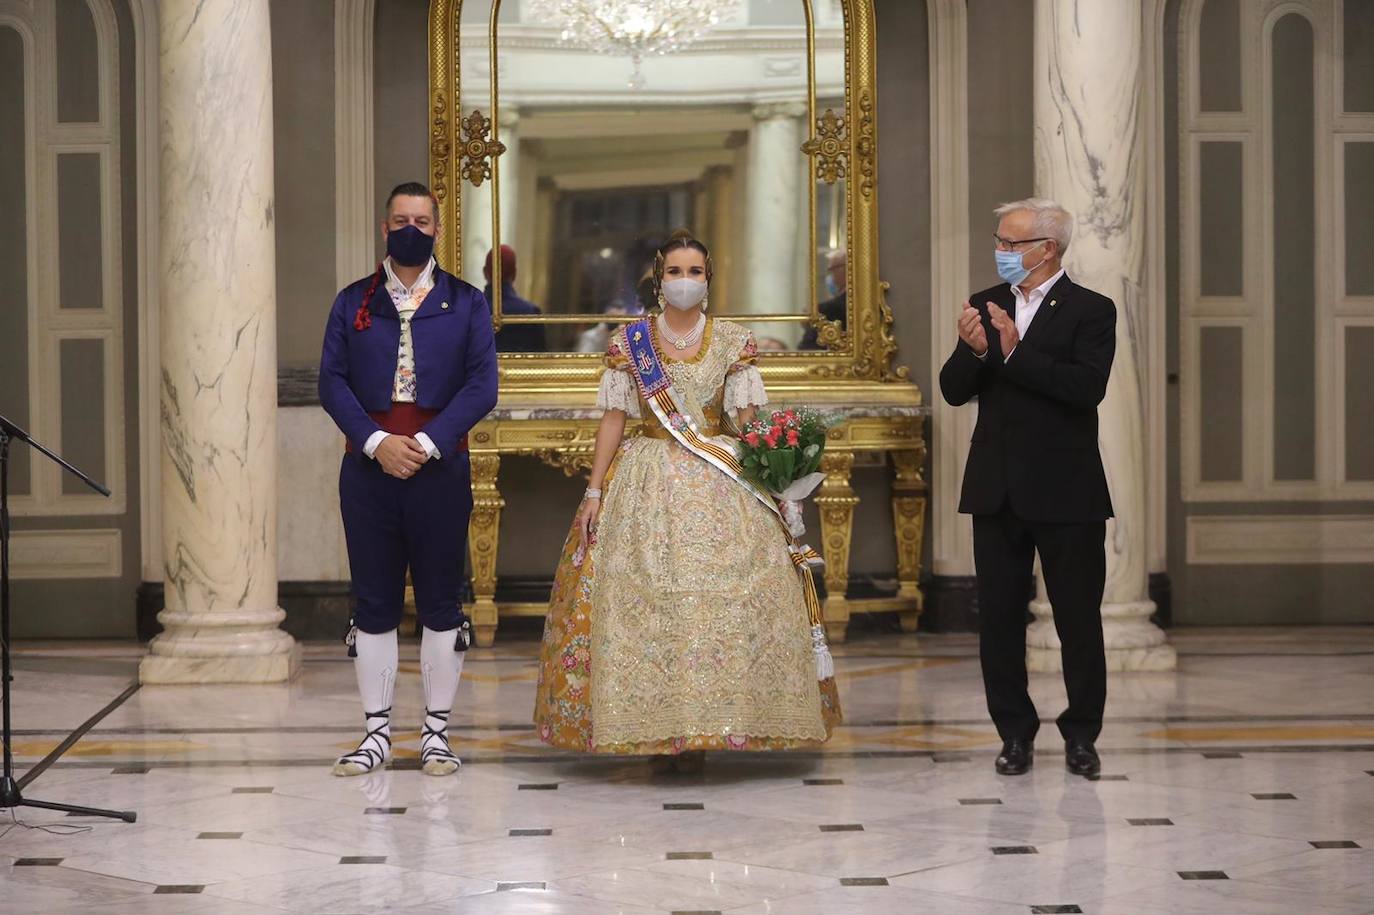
left=662, top=278, right=708, bottom=310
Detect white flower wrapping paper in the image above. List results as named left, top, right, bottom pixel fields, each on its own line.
left=772, top=471, right=827, bottom=537
left=772, top=471, right=828, bottom=502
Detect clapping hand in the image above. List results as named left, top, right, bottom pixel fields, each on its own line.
left=986, top=302, right=1019, bottom=357
left=957, top=301, right=989, bottom=357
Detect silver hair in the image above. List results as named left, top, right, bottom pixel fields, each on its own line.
left=994, top=197, right=1073, bottom=253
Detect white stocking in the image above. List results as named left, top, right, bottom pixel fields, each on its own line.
left=356, top=629, right=399, bottom=714
left=332, top=629, right=397, bottom=776
left=419, top=626, right=466, bottom=774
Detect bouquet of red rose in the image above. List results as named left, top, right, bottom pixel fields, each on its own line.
left=739, top=408, right=831, bottom=534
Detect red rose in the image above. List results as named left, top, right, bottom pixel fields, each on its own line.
left=745, top=432, right=761, bottom=447
left=786, top=429, right=799, bottom=446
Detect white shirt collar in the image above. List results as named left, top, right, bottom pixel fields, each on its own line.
left=383, top=256, right=436, bottom=299
left=1013, top=267, right=1066, bottom=306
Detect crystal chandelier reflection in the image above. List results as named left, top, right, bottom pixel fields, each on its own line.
left=527, top=0, right=744, bottom=89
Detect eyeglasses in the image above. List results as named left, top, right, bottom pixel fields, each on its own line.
left=992, top=234, right=1052, bottom=252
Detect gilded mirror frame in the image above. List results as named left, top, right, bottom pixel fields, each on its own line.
left=426, top=0, right=905, bottom=397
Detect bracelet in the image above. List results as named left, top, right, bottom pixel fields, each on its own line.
left=584, top=488, right=602, bottom=500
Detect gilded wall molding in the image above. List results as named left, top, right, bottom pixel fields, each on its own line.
left=458, top=108, right=505, bottom=186
left=802, top=108, right=849, bottom=184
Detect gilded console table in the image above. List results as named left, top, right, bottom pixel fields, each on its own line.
left=463, top=399, right=928, bottom=647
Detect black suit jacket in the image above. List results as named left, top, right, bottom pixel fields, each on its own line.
left=938, top=273, right=1115, bottom=523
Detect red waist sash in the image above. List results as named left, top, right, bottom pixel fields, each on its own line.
left=344, top=403, right=467, bottom=454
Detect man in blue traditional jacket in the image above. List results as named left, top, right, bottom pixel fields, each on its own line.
left=318, top=181, right=499, bottom=777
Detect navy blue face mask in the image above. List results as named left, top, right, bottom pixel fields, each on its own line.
left=386, top=224, right=436, bottom=267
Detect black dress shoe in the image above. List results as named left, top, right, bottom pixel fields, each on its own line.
left=1065, top=739, right=1101, bottom=777
left=995, top=740, right=1033, bottom=775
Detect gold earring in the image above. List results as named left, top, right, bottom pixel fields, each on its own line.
left=656, top=291, right=666, bottom=309
left=701, top=293, right=709, bottom=312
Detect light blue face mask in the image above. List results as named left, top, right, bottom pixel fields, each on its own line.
left=995, top=241, right=1048, bottom=286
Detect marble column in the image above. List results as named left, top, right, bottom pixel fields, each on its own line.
left=141, top=0, right=300, bottom=684
left=1026, top=0, right=1175, bottom=672
left=745, top=102, right=807, bottom=314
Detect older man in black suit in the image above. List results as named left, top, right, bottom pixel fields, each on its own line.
left=939, top=197, right=1115, bottom=779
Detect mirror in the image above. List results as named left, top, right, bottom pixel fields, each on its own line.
left=453, top=0, right=847, bottom=353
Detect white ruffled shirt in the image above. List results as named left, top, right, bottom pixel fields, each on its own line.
left=362, top=256, right=441, bottom=461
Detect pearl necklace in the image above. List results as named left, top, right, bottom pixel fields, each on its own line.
left=658, top=312, right=706, bottom=351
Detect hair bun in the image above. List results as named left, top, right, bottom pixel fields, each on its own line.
left=665, top=228, right=696, bottom=244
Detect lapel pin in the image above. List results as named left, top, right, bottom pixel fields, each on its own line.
left=441, top=301, right=450, bottom=310
left=1049, top=299, right=1056, bottom=308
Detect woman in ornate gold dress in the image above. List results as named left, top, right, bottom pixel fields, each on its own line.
left=534, top=231, right=841, bottom=766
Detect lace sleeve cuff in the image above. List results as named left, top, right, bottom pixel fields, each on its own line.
left=723, top=365, right=768, bottom=414
left=596, top=368, right=642, bottom=417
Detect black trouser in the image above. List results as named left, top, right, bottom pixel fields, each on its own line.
left=973, top=504, right=1107, bottom=745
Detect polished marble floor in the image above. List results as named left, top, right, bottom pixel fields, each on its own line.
left=3, top=627, right=1374, bottom=914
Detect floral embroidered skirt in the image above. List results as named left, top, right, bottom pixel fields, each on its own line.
left=533, top=438, right=842, bottom=755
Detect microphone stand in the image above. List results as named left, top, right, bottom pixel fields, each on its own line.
left=0, top=412, right=136, bottom=822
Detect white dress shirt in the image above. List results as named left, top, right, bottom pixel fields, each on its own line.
left=975, top=267, right=1066, bottom=362
left=1005, top=267, right=1064, bottom=361
left=362, top=256, right=441, bottom=462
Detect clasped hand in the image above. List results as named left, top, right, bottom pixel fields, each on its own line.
left=376, top=435, right=429, bottom=479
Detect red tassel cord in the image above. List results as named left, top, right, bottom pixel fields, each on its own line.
left=354, top=263, right=383, bottom=331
